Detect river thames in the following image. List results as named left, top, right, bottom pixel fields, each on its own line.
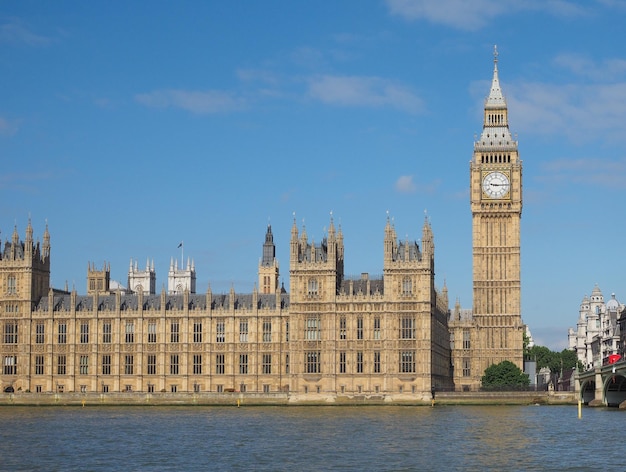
left=0, top=404, right=620, bottom=471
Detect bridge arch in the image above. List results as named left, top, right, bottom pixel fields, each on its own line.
left=604, top=374, right=626, bottom=407
left=580, top=380, right=595, bottom=405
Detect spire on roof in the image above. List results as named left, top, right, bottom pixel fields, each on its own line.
left=485, top=45, right=506, bottom=109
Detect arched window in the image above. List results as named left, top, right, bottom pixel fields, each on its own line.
left=402, top=277, right=412, bottom=295
left=307, top=278, right=318, bottom=296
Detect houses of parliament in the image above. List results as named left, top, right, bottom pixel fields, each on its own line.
left=0, top=50, right=524, bottom=400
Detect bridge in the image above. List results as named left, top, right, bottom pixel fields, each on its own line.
left=576, top=359, right=626, bottom=407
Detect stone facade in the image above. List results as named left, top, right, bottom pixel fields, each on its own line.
left=0, top=50, right=525, bottom=397
left=0, top=217, right=452, bottom=398
left=449, top=46, right=524, bottom=389
left=568, top=285, right=624, bottom=369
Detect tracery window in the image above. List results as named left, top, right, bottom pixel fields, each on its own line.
left=305, top=351, right=321, bottom=373
left=4, top=322, right=17, bottom=344
left=80, top=322, right=89, bottom=344
left=307, top=278, right=319, bottom=297
left=262, top=319, right=271, bottom=343
left=400, top=317, right=415, bottom=339
left=216, top=321, right=225, bottom=343
left=399, top=351, right=415, bottom=373
left=36, top=323, right=44, bottom=344
left=305, top=317, right=320, bottom=340
left=402, top=277, right=412, bottom=295
left=193, top=322, right=202, bottom=343
left=239, top=320, right=248, bottom=343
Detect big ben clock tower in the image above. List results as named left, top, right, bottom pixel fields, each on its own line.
left=470, top=46, right=524, bottom=379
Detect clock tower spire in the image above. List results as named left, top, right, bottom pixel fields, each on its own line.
left=468, top=46, right=524, bottom=385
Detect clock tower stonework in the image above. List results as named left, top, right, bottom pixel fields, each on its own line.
left=461, top=47, right=524, bottom=387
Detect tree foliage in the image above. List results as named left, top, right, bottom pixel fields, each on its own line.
left=527, top=345, right=582, bottom=373
left=481, top=360, right=530, bottom=390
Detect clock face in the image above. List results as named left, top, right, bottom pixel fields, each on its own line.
left=482, top=172, right=510, bottom=198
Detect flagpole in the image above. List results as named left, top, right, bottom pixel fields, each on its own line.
left=181, top=241, right=184, bottom=269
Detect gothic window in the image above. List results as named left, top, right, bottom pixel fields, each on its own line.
left=400, top=317, right=415, bottom=339
left=147, top=355, right=156, bottom=375
left=125, top=322, right=134, bottom=343
left=80, top=322, right=89, bottom=344
left=463, top=329, right=471, bottom=349
left=124, top=355, right=134, bottom=375
left=35, top=355, right=44, bottom=375
left=102, top=322, right=112, bottom=343
left=170, top=321, right=180, bottom=343
left=4, top=322, right=17, bottom=344
left=7, top=276, right=16, bottom=295
left=170, top=354, right=179, bottom=375
left=193, top=355, right=202, bottom=375
left=339, top=316, right=346, bottom=340
left=80, top=356, right=89, bottom=375
left=357, top=317, right=364, bottom=340
left=339, top=351, right=346, bottom=373
left=356, top=352, right=363, bottom=373
left=3, top=356, right=17, bottom=375
left=102, top=355, right=111, bottom=375
left=399, top=351, right=415, bottom=373
left=462, top=357, right=471, bottom=377
left=373, top=351, right=381, bottom=373
left=262, top=319, right=271, bottom=343
left=373, top=317, right=381, bottom=340
left=36, top=323, right=44, bottom=344
left=307, top=278, right=319, bottom=297
left=262, top=354, right=271, bottom=374
left=216, top=354, right=225, bottom=374
left=402, top=277, right=412, bottom=296
left=305, top=351, right=321, bottom=373
left=239, top=320, right=248, bottom=343
left=239, top=354, right=248, bottom=374
left=58, top=322, right=67, bottom=344
left=57, top=355, right=66, bottom=375
left=305, top=317, right=320, bottom=341
left=193, top=322, right=202, bottom=343
left=148, top=322, right=157, bottom=343
left=216, top=321, right=225, bottom=343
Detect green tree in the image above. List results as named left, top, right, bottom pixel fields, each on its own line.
left=481, top=360, right=530, bottom=390
left=527, top=345, right=582, bottom=374
left=560, top=349, right=582, bottom=371
left=527, top=345, right=555, bottom=371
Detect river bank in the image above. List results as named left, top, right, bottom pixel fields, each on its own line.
left=0, top=390, right=576, bottom=407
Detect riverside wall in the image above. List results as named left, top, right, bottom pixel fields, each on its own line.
left=0, top=391, right=577, bottom=407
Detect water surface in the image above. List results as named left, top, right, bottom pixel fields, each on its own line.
left=0, top=405, right=619, bottom=471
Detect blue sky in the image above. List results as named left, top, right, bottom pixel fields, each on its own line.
left=1, top=1, right=625, bottom=351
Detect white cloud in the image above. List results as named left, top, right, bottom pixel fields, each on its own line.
left=553, top=54, right=626, bottom=81
left=0, top=19, right=51, bottom=46
left=385, top=0, right=585, bottom=30
left=395, top=175, right=417, bottom=193
left=308, top=75, right=424, bottom=113
left=135, top=89, right=245, bottom=114
left=507, top=81, right=626, bottom=143
left=539, top=157, right=626, bottom=189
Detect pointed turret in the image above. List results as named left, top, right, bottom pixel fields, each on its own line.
left=290, top=214, right=299, bottom=264
left=384, top=212, right=396, bottom=263
left=42, top=222, right=50, bottom=260
left=259, top=224, right=280, bottom=294
left=421, top=214, right=434, bottom=259
left=261, top=224, right=276, bottom=266
left=25, top=219, right=33, bottom=257
left=475, top=45, right=516, bottom=152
